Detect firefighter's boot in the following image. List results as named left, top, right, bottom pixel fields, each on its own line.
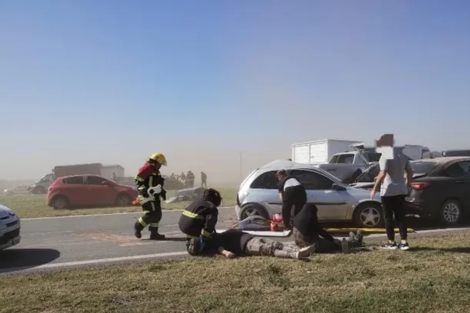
left=134, top=221, right=144, bottom=239
left=149, top=227, right=165, bottom=240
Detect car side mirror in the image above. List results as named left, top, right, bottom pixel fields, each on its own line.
left=332, top=183, right=346, bottom=191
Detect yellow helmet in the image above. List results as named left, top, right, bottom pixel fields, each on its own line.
left=149, top=153, right=167, bottom=166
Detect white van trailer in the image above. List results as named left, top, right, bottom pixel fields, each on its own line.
left=292, top=139, right=363, bottom=164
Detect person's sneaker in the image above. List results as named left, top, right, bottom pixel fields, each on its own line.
left=382, top=242, right=398, bottom=250
left=398, top=242, right=410, bottom=251
left=297, top=245, right=316, bottom=259
left=349, top=232, right=356, bottom=240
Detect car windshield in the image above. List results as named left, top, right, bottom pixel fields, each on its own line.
left=410, top=161, right=438, bottom=175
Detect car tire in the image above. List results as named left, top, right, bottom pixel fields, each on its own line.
left=115, top=193, right=132, bottom=207
left=439, top=199, right=463, bottom=226
left=353, top=202, right=384, bottom=228
left=52, top=196, right=69, bottom=210
left=239, top=204, right=269, bottom=220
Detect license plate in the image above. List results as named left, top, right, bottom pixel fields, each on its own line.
left=11, top=237, right=20, bottom=245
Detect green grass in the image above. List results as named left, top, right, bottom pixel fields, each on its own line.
left=0, top=188, right=237, bottom=219
left=2, top=232, right=470, bottom=313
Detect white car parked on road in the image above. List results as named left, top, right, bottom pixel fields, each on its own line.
left=0, top=203, right=21, bottom=251
left=235, top=159, right=384, bottom=228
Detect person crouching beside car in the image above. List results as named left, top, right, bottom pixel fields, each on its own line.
left=293, top=203, right=363, bottom=253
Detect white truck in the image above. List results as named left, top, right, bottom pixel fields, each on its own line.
left=292, top=139, right=363, bottom=164
left=292, top=139, right=430, bottom=182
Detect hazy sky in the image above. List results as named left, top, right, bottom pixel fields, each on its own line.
left=1, top=0, right=470, bottom=183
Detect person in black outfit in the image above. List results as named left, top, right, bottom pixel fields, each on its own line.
left=185, top=228, right=315, bottom=259
left=178, top=188, right=221, bottom=255
left=293, top=203, right=363, bottom=253
left=276, top=170, right=307, bottom=230
left=201, top=171, right=207, bottom=188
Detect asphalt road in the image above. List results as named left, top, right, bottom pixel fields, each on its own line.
left=1, top=207, right=469, bottom=276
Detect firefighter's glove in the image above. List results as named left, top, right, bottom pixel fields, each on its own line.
left=148, top=185, right=162, bottom=196
left=160, top=189, right=167, bottom=201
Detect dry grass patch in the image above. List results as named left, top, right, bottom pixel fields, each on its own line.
left=2, top=232, right=470, bottom=312
left=0, top=188, right=237, bottom=218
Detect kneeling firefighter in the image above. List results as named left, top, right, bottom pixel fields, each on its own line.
left=178, top=188, right=222, bottom=255
left=133, top=152, right=168, bottom=240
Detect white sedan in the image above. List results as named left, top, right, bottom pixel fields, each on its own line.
left=0, top=203, right=21, bottom=251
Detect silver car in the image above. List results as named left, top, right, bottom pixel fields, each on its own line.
left=235, top=159, right=384, bottom=228
left=0, top=203, right=21, bottom=251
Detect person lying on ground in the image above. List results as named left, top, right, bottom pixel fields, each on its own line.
left=186, top=228, right=315, bottom=260
left=293, top=203, right=363, bottom=253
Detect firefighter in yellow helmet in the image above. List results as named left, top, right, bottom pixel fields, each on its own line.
left=133, top=153, right=168, bottom=240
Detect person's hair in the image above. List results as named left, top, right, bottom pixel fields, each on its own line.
left=276, top=170, right=287, bottom=177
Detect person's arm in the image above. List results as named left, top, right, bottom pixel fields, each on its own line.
left=314, top=223, right=335, bottom=243
left=217, top=246, right=235, bottom=258
left=405, top=160, right=413, bottom=188
left=371, top=158, right=388, bottom=195
left=201, top=208, right=218, bottom=238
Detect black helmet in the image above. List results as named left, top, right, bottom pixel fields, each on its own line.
left=186, top=238, right=201, bottom=256
left=203, top=188, right=222, bottom=207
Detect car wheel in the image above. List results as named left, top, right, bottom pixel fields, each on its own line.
left=353, top=202, right=384, bottom=228
left=115, top=194, right=132, bottom=207
left=52, top=196, right=69, bottom=210
left=239, top=204, right=269, bottom=220
left=439, top=199, right=462, bottom=226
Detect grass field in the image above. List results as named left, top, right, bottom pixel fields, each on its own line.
left=0, top=188, right=237, bottom=219
left=2, top=232, right=470, bottom=313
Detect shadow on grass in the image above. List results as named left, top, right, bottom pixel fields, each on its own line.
left=410, top=246, right=470, bottom=253
left=0, top=248, right=60, bottom=273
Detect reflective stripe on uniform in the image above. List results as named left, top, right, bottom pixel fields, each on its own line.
left=149, top=223, right=159, bottom=227
left=182, top=210, right=203, bottom=220
left=143, top=210, right=152, bottom=214
left=138, top=217, right=147, bottom=227
left=186, top=234, right=198, bottom=239
left=138, top=185, right=146, bottom=190
left=201, top=229, right=211, bottom=237
left=135, top=176, right=145, bottom=182
left=149, top=175, right=154, bottom=186
left=150, top=202, right=155, bottom=210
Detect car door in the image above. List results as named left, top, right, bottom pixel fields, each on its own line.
left=248, top=170, right=282, bottom=211
left=84, top=176, right=118, bottom=206
left=290, top=169, right=349, bottom=221
left=62, top=176, right=86, bottom=206
left=444, top=161, right=470, bottom=209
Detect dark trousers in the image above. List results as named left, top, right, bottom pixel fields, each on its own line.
left=138, top=200, right=163, bottom=230
left=282, top=200, right=305, bottom=229
left=381, top=195, right=407, bottom=241
left=293, top=228, right=338, bottom=253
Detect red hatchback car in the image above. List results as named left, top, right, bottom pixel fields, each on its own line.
left=47, top=175, right=138, bottom=210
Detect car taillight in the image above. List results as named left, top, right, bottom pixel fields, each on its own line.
left=411, top=182, right=430, bottom=190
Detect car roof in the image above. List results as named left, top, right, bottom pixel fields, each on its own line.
left=60, top=174, right=104, bottom=179
left=259, top=159, right=321, bottom=171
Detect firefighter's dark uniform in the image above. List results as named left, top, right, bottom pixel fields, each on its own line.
left=134, top=161, right=167, bottom=240
left=178, top=189, right=221, bottom=255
